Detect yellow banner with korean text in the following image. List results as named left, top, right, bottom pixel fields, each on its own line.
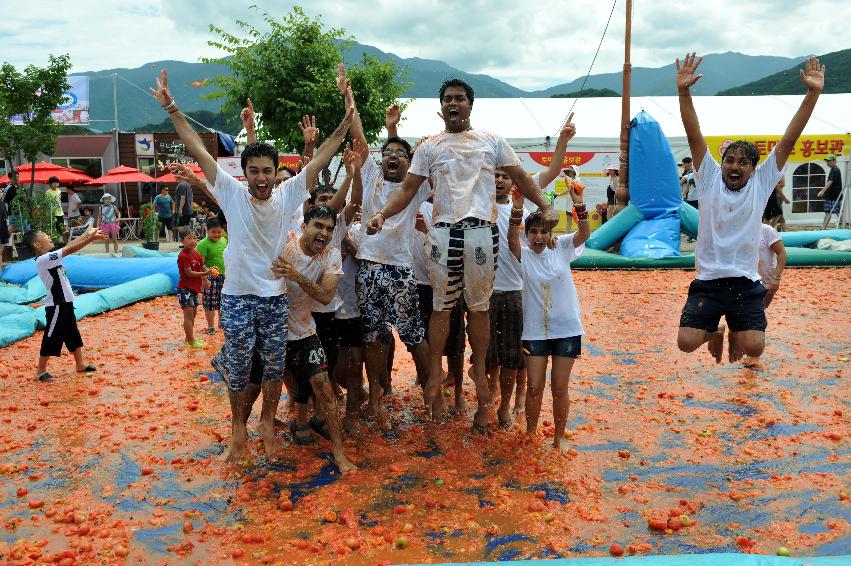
left=704, top=135, right=850, bottom=163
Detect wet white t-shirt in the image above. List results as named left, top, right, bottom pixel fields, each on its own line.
left=357, top=158, right=431, bottom=266
left=411, top=202, right=433, bottom=285
left=694, top=149, right=784, bottom=282
left=757, top=223, right=781, bottom=284
left=409, top=129, right=520, bottom=225
left=207, top=165, right=308, bottom=297
left=520, top=233, right=585, bottom=341
left=494, top=202, right=530, bottom=292
left=336, top=222, right=363, bottom=320
left=282, top=234, right=343, bottom=341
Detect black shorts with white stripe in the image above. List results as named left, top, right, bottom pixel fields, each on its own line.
left=41, top=303, right=83, bottom=357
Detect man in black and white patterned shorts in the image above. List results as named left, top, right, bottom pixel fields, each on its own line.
left=367, top=78, right=556, bottom=431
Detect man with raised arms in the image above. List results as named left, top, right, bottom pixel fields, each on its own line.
left=366, top=78, right=557, bottom=432
left=675, top=54, right=824, bottom=363
left=150, top=69, right=356, bottom=461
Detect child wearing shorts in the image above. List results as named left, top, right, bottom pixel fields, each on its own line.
left=177, top=229, right=210, bottom=348
left=23, top=225, right=105, bottom=381
left=508, top=183, right=590, bottom=450
left=195, top=216, right=227, bottom=334
left=99, top=193, right=121, bottom=253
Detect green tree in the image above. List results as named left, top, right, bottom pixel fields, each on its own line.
left=203, top=6, right=410, bottom=153
left=0, top=54, right=72, bottom=187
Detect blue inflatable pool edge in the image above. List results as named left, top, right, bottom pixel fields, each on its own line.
left=428, top=553, right=850, bottom=566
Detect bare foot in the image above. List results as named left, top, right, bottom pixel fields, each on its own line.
left=707, top=324, right=726, bottom=364
left=727, top=328, right=743, bottom=363
left=342, top=415, right=360, bottom=437
left=334, top=452, right=357, bottom=475
left=367, top=385, right=385, bottom=418
left=742, top=355, right=761, bottom=368
left=454, top=391, right=467, bottom=414
left=512, top=398, right=526, bottom=415
left=221, top=430, right=248, bottom=463
left=257, top=420, right=280, bottom=459
left=430, top=392, right=448, bottom=421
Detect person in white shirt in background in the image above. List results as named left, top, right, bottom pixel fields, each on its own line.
left=675, top=53, right=823, bottom=364
left=508, top=181, right=590, bottom=450
left=488, top=114, right=577, bottom=429
left=367, top=78, right=556, bottom=433
left=151, top=69, right=356, bottom=462
left=272, top=205, right=356, bottom=474
left=742, top=217, right=788, bottom=367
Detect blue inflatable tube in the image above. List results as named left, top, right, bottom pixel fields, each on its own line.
left=1, top=255, right=179, bottom=290
left=781, top=229, right=851, bottom=247
left=586, top=204, right=645, bottom=250
left=680, top=202, right=699, bottom=238
left=627, top=111, right=682, bottom=218
left=0, top=276, right=47, bottom=304
left=621, top=216, right=682, bottom=258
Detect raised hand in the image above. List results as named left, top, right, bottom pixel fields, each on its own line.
left=298, top=115, right=319, bottom=146
left=386, top=104, right=401, bottom=129
left=149, top=69, right=172, bottom=107
left=352, top=137, right=369, bottom=165
left=558, top=112, right=576, bottom=142
left=676, top=52, right=703, bottom=91
left=342, top=142, right=357, bottom=176
left=337, top=63, right=350, bottom=97
left=172, top=163, right=205, bottom=188
left=85, top=225, right=107, bottom=241
left=800, top=57, right=825, bottom=92
left=568, top=181, right=585, bottom=204
left=511, top=188, right=525, bottom=210
left=240, top=98, right=256, bottom=132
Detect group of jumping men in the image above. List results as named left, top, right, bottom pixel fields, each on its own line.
left=150, top=53, right=826, bottom=473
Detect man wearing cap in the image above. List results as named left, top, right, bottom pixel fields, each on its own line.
left=817, top=154, right=842, bottom=228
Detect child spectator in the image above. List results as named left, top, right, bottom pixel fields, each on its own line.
left=98, top=193, right=121, bottom=254
left=23, top=225, right=105, bottom=381
left=177, top=229, right=210, bottom=348
left=758, top=217, right=787, bottom=309
left=195, top=216, right=226, bottom=334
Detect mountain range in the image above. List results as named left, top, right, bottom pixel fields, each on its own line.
left=73, top=43, right=842, bottom=132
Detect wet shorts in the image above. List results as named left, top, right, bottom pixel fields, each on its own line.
left=427, top=218, right=498, bottom=312
left=522, top=335, right=581, bottom=358
left=487, top=290, right=525, bottom=370
left=177, top=288, right=200, bottom=308
left=41, top=303, right=83, bottom=357
left=679, top=277, right=767, bottom=333
left=416, top=284, right=466, bottom=358
left=356, top=261, right=425, bottom=346
left=203, top=274, right=224, bottom=311
left=312, top=311, right=339, bottom=375
left=212, top=293, right=288, bottom=393
left=287, top=334, right=328, bottom=404
left=336, top=316, right=364, bottom=348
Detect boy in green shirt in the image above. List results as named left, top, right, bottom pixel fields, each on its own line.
left=196, top=216, right=227, bottom=334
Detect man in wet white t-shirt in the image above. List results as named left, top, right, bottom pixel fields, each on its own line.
left=675, top=53, right=824, bottom=364
left=366, top=78, right=556, bottom=432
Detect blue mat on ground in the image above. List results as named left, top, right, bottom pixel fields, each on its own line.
left=438, top=554, right=850, bottom=566
left=0, top=276, right=47, bottom=304
left=1, top=255, right=179, bottom=290
left=0, top=308, right=37, bottom=348
left=122, top=245, right=180, bottom=258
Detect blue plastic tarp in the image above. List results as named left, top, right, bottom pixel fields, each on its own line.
left=1, top=255, right=179, bottom=290
left=585, top=204, right=645, bottom=250
left=0, top=309, right=37, bottom=347
left=621, top=216, right=682, bottom=258
left=434, top=554, right=851, bottom=566
left=0, top=276, right=46, bottom=304
left=627, top=111, right=682, bottom=219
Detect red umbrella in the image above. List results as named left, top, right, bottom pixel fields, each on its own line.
left=86, top=165, right=157, bottom=185
left=154, top=164, right=205, bottom=184
left=1, top=162, right=90, bottom=185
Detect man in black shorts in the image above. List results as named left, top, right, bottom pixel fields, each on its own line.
left=675, top=53, right=824, bottom=363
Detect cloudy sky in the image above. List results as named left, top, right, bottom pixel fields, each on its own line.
left=2, top=0, right=849, bottom=90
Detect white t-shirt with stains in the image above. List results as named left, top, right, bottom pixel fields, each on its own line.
left=336, top=223, right=362, bottom=320
left=520, top=233, right=585, bottom=341
left=357, top=157, right=431, bottom=267
left=409, top=129, right=521, bottom=225
left=282, top=234, right=343, bottom=341
left=757, top=223, right=781, bottom=284
left=494, top=202, right=531, bottom=292
left=312, top=213, right=350, bottom=314
left=207, top=165, right=308, bottom=297
left=410, top=202, right=433, bottom=285
left=694, top=149, right=784, bottom=282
